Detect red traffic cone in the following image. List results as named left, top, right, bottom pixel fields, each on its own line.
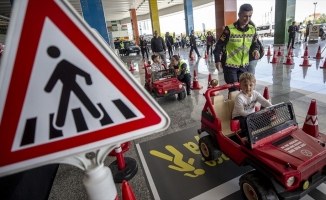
left=299, top=56, right=312, bottom=67
left=270, top=50, right=278, bottom=63
left=190, top=70, right=203, bottom=90
left=283, top=55, right=294, bottom=65
left=320, top=58, right=326, bottom=69
left=207, top=73, right=212, bottom=89
left=260, top=87, right=270, bottom=110
left=302, top=99, right=319, bottom=138
left=301, top=45, right=310, bottom=58
left=204, top=50, right=208, bottom=59
left=265, top=46, right=272, bottom=56
left=277, top=46, right=283, bottom=56
left=313, top=46, right=324, bottom=59
left=122, top=180, right=136, bottom=200
left=190, top=51, right=195, bottom=61
left=129, top=61, right=136, bottom=71
left=286, top=46, right=294, bottom=57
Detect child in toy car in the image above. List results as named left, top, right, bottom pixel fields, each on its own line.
left=232, top=72, right=272, bottom=136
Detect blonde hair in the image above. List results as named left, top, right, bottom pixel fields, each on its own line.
left=239, top=72, right=256, bottom=84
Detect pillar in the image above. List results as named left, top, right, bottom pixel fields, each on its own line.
left=184, top=0, right=194, bottom=36
left=130, top=9, right=140, bottom=45
left=80, top=0, right=110, bottom=44
left=274, top=0, right=296, bottom=45
left=149, top=0, right=161, bottom=36
left=215, top=0, right=237, bottom=37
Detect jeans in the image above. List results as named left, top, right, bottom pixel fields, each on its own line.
left=248, top=60, right=258, bottom=75
left=223, top=66, right=247, bottom=92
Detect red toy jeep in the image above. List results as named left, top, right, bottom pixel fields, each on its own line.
left=144, top=64, right=186, bottom=100
left=198, top=82, right=326, bottom=200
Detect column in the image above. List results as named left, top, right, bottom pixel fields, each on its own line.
left=80, top=0, right=110, bottom=44
left=130, top=9, right=140, bottom=45
left=274, top=0, right=296, bottom=45
left=215, top=0, right=237, bottom=37
left=149, top=0, right=161, bottom=36
left=184, top=0, right=194, bottom=36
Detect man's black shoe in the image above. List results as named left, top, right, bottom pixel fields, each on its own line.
left=292, top=47, right=295, bottom=49
left=187, top=91, right=191, bottom=95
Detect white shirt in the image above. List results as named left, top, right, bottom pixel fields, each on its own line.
left=232, top=90, right=272, bottom=119
left=151, top=62, right=162, bottom=72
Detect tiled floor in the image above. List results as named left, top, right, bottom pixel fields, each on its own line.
left=48, top=38, right=326, bottom=200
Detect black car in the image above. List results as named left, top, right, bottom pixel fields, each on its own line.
left=114, top=41, right=140, bottom=56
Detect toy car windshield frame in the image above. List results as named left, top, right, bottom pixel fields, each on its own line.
left=245, top=102, right=297, bottom=144
left=151, top=68, right=176, bottom=81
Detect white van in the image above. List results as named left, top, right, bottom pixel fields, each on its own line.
left=256, top=24, right=275, bottom=37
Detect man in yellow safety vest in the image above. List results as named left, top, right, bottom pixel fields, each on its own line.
left=213, top=3, right=260, bottom=92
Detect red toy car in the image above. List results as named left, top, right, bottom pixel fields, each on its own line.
left=198, top=82, right=326, bottom=200
left=144, top=64, right=186, bottom=100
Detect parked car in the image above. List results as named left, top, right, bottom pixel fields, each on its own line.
left=198, top=81, right=326, bottom=200
left=113, top=40, right=140, bottom=56
left=256, top=24, right=275, bottom=37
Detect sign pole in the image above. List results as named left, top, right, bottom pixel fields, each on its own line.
left=57, top=146, right=119, bottom=200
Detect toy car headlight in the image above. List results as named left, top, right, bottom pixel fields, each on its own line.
left=286, top=176, right=295, bottom=187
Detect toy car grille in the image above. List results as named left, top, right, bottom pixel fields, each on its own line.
left=246, top=102, right=296, bottom=143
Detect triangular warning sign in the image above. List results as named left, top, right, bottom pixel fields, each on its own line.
left=0, top=0, right=169, bottom=176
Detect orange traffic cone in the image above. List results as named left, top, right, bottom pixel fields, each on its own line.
left=122, top=180, right=136, bottom=200
left=302, top=99, right=319, bottom=138
left=270, top=50, right=278, bottom=63
left=129, top=61, right=136, bottom=71
left=190, top=70, right=203, bottom=90
left=265, top=46, right=272, bottom=56
left=190, top=51, right=195, bottom=61
left=313, top=46, right=324, bottom=59
left=260, top=87, right=270, bottom=110
left=299, top=56, right=312, bottom=67
left=301, top=45, right=310, bottom=58
left=204, top=50, right=208, bottom=59
left=283, top=55, right=294, bottom=65
left=277, top=46, right=283, bottom=56
left=320, top=58, right=326, bottom=69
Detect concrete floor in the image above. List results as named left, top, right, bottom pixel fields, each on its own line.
left=48, top=38, right=326, bottom=200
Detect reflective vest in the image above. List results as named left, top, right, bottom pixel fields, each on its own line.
left=178, top=61, right=189, bottom=75
left=200, top=35, right=204, bottom=40
left=185, top=36, right=189, bottom=41
left=225, top=24, right=255, bottom=68
left=173, top=37, right=176, bottom=43
left=120, top=42, right=124, bottom=49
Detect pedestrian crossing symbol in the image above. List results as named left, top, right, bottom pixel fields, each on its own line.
left=0, top=0, right=169, bottom=177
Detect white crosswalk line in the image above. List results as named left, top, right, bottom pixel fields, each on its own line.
left=190, top=174, right=242, bottom=200
left=317, top=183, right=326, bottom=193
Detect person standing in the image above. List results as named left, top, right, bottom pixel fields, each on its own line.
left=151, top=30, right=167, bottom=65
left=213, top=3, right=260, bottom=93
left=165, top=32, right=174, bottom=59
left=119, top=41, right=125, bottom=56
left=206, top=31, right=215, bottom=55
left=140, top=36, right=149, bottom=60
left=305, top=20, right=313, bottom=42
left=287, top=21, right=297, bottom=49
left=189, top=30, right=201, bottom=58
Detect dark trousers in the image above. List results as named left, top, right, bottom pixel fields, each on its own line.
left=305, top=33, right=309, bottom=42
left=287, top=36, right=295, bottom=48
left=206, top=45, right=213, bottom=55
left=141, top=48, right=149, bottom=59
left=178, top=73, right=191, bottom=92
left=167, top=46, right=173, bottom=58
left=233, top=116, right=247, bottom=137
left=223, top=66, right=247, bottom=92
left=189, top=45, right=200, bottom=58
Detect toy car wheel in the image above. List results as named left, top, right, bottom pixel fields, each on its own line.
left=240, top=171, right=279, bottom=200
left=178, top=88, right=186, bottom=100
left=199, top=136, right=222, bottom=161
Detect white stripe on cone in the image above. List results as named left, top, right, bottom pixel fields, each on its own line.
left=305, top=114, right=318, bottom=125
